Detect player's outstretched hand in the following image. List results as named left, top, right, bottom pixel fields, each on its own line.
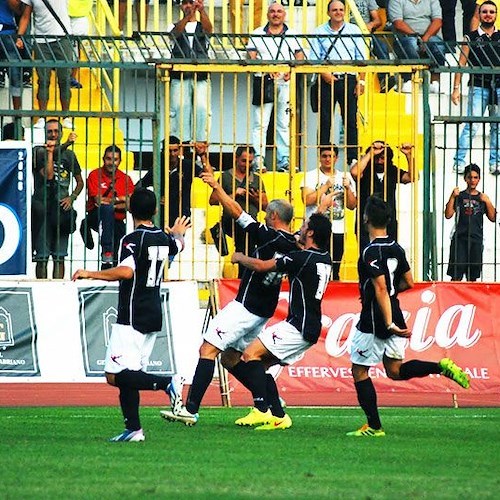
left=168, top=215, right=192, bottom=236
left=231, top=252, right=244, bottom=264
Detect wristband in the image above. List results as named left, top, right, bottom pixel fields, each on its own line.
left=386, top=322, right=395, bottom=331
left=358, top=80, right=365, bottom=85
left=453, top=85, right=459, bottom=89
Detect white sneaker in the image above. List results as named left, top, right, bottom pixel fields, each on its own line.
left=160, top=406, right=198, bottom=426
left=400, top=80, right=412, bottom=93
left=166, top=374, right=185, bottom=414
left=453, top=164, right=465, bottom=174
left=62, top=117, right=73, bottom=129
left=429, top=81, right=440, bottom=94
left=33, top=118, right=45, bottom=129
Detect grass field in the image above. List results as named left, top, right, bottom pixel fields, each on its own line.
left=2, top=406, right=499, bottom=499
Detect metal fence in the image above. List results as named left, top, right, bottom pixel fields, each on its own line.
left=0, top=31, right=499, bottom=282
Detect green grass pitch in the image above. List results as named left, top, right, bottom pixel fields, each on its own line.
left=2, top=406, right=499, bottom=499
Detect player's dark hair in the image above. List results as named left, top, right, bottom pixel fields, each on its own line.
left=235, top=145, right=256, bottom=158
left=364, top=195, right=391, bottom=228
left=103, top=144, right=122, bottom=159
left=130, top=188, right=156, bottom=221
left=319, top=145, right=339, bottom=157
left=464, top=163, right=480, bottom=178
left=267, top=199, right=294, bottom=224
left=308, top=213, right=332, bottom=250
left=2, top=122, right=24, bottom=140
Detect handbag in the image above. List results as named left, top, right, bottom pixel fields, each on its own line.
left=210, top=222, right=229, bottom=256
left=252, top=75, right=275, bottom=105
left=51, top=206, right=78, bottom=235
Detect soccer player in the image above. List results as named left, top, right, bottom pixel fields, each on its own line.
left=348, top=196, right=470, bottom=437
left=161, top=172, right=297, bottom=426
left=72, top=188, right=191, bottom=442
left=229, top=213, right=333, bottom=430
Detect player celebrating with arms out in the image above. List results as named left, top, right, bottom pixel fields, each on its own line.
left=72, top=188, right=190, bottom=442
left=348, top=196, right=470, bottom=437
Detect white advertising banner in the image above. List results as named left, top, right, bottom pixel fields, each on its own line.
left=0, top=280, right=203, bottom=383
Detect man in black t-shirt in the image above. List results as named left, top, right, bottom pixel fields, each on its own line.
left=72, top=188, right=191, bottom=442
left=347, top=196, right=470, bottom=437
left=228, top=213, right=333, bottom=430
left=161, top=172, right=297, bottom=426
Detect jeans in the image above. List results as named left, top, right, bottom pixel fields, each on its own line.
left=319, top=75, right=358, bottom=164
left=394, top=35, right=446, bottom=81
left=34, top=38, right=74, bottom=103
left=454, top=86, right=500, bottom=168
left=252, top=80, right=290, bottom=168
left=170, top=77, right=210, bottom=142
left=0, top=32, right=22, bottom=97
left=86, top=206, right=126, bottom=260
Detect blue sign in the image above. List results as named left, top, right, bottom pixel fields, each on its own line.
left=0, top=147, right=27, bottom=275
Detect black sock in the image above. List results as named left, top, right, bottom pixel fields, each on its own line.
left=186, top=358, right=215, bottom=414
left=242, top=360, right=268, bottom=413
left=399, top=360, right=441, bottom=380
left=119, top=387, right=141, bottom=431
left=114, top=369, right=171, bottom=391
left=266, top=374, right=285, bottom=418
left=228, top=360, right=253, bottom=391
left=354, top=378, right=381, bottom=430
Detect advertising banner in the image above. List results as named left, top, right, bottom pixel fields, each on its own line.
left=78, top=286, right=176, bottom=376
left=217, top=280, right=500, bottom=406
left=0, top=145, right=29, bottom=275
left=0, top=288, right=39, bottom=376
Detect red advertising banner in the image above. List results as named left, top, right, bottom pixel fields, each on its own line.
left=217, top=280, right=500, bottom=407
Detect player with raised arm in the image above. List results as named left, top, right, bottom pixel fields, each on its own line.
left=229, top=212, right=333, bottom=430
left=348, top=196, right=470, bottom=437
left=72, top=188, right=191, bottom=442
left=161, top=172, right=297, bottom=426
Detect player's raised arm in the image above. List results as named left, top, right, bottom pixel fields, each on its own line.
left=202, top=172, right=243, bottom=219
left=231, top=252, right=277, bottom=273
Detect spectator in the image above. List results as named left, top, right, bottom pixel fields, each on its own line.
left=389, top=0, right=446, bottom=93
left=301, top=145, right=356, bottom=280
left=246, top=2, right=304, bottom=173
left=439, top=0, right=475, bottom=45
left=68, top=0, right=93, bottom=89
left=167, top=0, right=212, bottom=143
left=0, top=0, right=23, bottom=112
left=16, top=0, right=75, bottom=129
left=445, top=164, right=496, bottom=281
left=350, top=141, right=416, bottom=251
left=309, top=0, right=366, bottom=166
left=451, top=0, right=500, bottom=174
left=80, top=145, right=135, bottom=269
left=136, top=136, right=213, bottom=227
left=350, top=0, right=395, bottom=92
left=118, top=0, right=149, bottom=33
left=209, top=145, right=268, bottom=277
left=32, top=119, right=83, bottom=279
left=471, top=0, right=500, bottom=29
left=2, top=121, right=24, bottom=140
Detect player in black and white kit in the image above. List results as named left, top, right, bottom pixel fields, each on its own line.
left=161, top=172, right=297, bottom=426
left=72, top=188, right=191, bottom=442
left=348, top=196, right=470, bottom=437
left=229, top=213, right=333, bottom=430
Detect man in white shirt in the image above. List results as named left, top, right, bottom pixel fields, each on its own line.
left=246, top=2, right=304, bottom=172
left=301, top=145, right=357, bottom=280
left=167, top=0, right=213, bottom=143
